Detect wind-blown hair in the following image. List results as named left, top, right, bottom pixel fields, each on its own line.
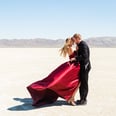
left=60, top=38, right=72, bottom=57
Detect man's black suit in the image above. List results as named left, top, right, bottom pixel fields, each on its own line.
left=75, top=40, right=91, bottom=101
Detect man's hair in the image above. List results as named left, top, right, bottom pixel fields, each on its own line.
left=73, top=33, right=81, bottom=40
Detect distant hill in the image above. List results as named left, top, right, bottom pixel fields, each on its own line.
left=0, top=37, right=116, bottom=48
left=0, top=38, right=64, bottom=48
left=85, top=37, right=116, bottom=47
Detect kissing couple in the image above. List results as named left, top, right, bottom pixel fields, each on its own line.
left=27, top=33, right=91, bottom=107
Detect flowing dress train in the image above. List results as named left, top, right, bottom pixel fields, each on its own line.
left=27, top=53, right=80, bottom=106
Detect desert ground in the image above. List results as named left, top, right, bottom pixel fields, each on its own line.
left=0, top=48, right=116, bottom=116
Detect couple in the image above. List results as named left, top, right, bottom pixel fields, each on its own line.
left=27, top=33, right=91, bottom=107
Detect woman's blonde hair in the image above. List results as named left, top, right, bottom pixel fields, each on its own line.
left=60, top=38, right=72, bottom=57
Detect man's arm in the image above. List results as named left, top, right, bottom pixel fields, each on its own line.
left=77, top=45, right=89, bottom=64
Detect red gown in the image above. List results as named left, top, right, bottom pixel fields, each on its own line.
left=27, top=53, right=80, bottom=107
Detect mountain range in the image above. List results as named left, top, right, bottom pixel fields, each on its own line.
left=0, top=37, right=116, bottom=48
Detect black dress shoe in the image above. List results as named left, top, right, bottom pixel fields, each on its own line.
left=76, top=100, right=87, bottom=105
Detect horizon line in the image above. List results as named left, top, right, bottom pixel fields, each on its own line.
left=0, top=36, right=116, bottom=40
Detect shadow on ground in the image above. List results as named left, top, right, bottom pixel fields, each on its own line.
left=7, top=98, right=68, bottom=111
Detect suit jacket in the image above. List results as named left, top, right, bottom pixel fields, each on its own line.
left=75, top=40, right=91, bottom=71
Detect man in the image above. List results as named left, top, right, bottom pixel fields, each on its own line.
left=71, top=33, right=91, bottom=105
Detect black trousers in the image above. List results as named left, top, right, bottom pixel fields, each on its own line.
left=79, top=65, right=90, bottom=101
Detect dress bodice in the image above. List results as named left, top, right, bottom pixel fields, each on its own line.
left=69, top=52, right=75, bottom=59
left=69, top=51, right=79, bottom=65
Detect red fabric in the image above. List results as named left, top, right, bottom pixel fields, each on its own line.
left=27, top=53, right=80, bottom=107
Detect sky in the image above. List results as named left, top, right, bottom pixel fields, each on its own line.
left=0, top=0, right=116, bottom=39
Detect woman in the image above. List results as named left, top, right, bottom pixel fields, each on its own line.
left=27, top=38, right=80, bottom=107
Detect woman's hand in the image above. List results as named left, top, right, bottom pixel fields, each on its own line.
left=70, top=58, right=76, bottom=62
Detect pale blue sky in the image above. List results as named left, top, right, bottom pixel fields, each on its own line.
left=0, top=0, right=116, bottom=39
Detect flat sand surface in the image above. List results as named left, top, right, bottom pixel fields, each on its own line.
left=0, top=48, right=116, bottom=116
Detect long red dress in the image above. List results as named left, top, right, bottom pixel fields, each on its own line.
left=27, top=53, right=80, bottom=107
